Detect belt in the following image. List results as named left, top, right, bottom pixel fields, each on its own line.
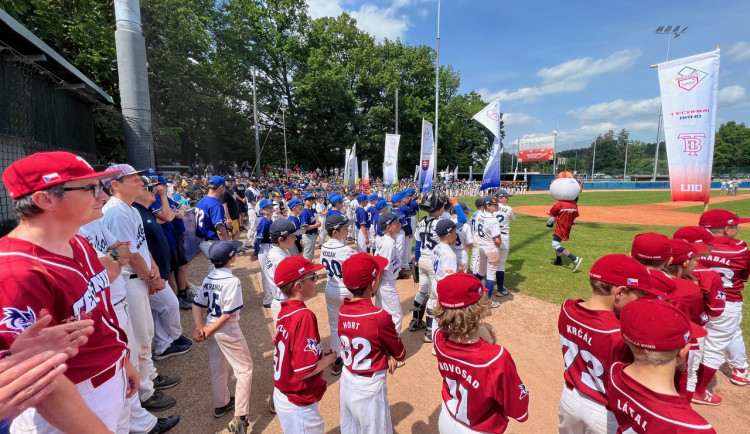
left=90, top=355, right=126, bottom=389
left=350, top=371, right=373, bottom=377
left=129, top=274, right=139, bottom=279
left=113, top=297, right=127, bottom=306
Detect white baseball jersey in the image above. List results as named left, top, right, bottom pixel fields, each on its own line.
left=320, top=239, right=356, bottom=289
left=466, top=211, right=480, bottom=244
left=473, top=211, right=501, bottom=247
left=78, top=220, right=127, bottom=302
left=432, top=243, right=457, bottom=283
left=194, top=267, right=243, bottom=325
left=374, top=235, right=400, bottom=286
left=493, top=204, right=515, bottom=234
left=102, top=196, right=151, bottom=272
left=416, top=216, right=450, bottom=258
left=450, top=224, right=469, bottom=268
left=266, top=246, right=291, bottom=301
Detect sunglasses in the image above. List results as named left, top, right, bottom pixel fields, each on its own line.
left=300, top=273, right=318, bottom=283
left=63, top=183, right=105, bottom=199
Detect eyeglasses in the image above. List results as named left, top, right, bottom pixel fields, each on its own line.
left=300, top=273, right=318, bottom=283
left=63, top=183, right=104, bottom=199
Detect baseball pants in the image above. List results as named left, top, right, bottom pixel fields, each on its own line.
left=302, top=234, right=317, bottom=262
left=206, top=322, right=253, bottom=417
left=149, top=282, right=184, bottom=355
left=245, top=212, right=258, bottom=246
left=686, top=336, right=705, bottom=394
left=498, top=235, right=509, bottom=272
left=317, top=217, right=326, bottom=247
left=374, top=281, right=402, bottom=334
left=257, top=244, right=273, bottom=306
left=401, top=236, right=412, bottom=270
left=356, top=229, right=369, bottom=253
left=439, top=402, right=481, bottom=434
left=124, top=276, right=157, bottom=401
left=702, top=301, right=748, bottom=369
left=114, top=301, right=158, bottom=434
left=340, top=369, right=392, bottom=434
left=12, top=365, right=126, bottom=434
left=325, top=284, right=354, bottom=353
left=454, top=249, right=468, bottom=273
left=557, top=386, right=617, bottom=434
left=477, top=246, right=500, bottom=282
left=416, top=256, right=433, bottom=306
left=271, top=298, right=283, bottom=325
left=273, top=388, right=324, bottom=434
left=395, top=231, right=406, bottom=268
left=200, top=239, right=219, bottom=273
left=470, top=246, right=482, bottom=276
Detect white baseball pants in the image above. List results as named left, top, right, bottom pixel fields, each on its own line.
left=317, top=217, right=327, bottom=247
left=557, top=386, right=616, bottom=434
left=302, top=234, right=317, bottom=261
left=438, top=401, right=481, bottom=434
left=273, top=388, right=324, bottom=434
left=395, top=231, right=405, bottom=269
left=375, top=281, right=402, bottom=334
left=416, top=256, right=433, bottom=306
left=149, top=282, right=183, bottom=354
left=124, top=276, right=157, bottom=401
left=325, top=284, right=354, bottom=353
left=702, top=301, right=748, bottom=370
left=498, top=235, right=509, bottom=272
left=340, top=369, right=392, bottom=434
left=257, top=244, right=272, bottom=305
left=477, top=246, right=500, bottom=282
left=401, top=236, right=412, bottom=270
left=114, top=300, right=158, bottom=434
left=245, top=211, right=257, bottom=245
left=356, top=229, right=369, bottom=253
left=207, top=322, right=254, bottom=417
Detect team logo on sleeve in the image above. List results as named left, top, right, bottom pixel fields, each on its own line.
left=304, top=338, right=322, bottom=355
left=0, top=307, right=37, bottom=332
left=518, top=384, right=529, bottom=400
left=717, top=291, right=726, bottom=300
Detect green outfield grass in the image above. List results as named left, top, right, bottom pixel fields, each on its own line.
left=677, top=198, right=750, bottom=216
left=456, top=192, right=750, bottom=338
left=503, top=189, right=737, bottom=208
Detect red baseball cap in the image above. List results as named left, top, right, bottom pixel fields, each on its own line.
left=699, top=209, right=750, bottom=228
left=646, top=268, right=677, bottom=296
left=673, top=226, right=715, bottom=245
left=620, top=298, right=693, bottom=351
left=670, top=238, right=709, bottom=264
left=437, top=273, right=488, bottom=309
left=631, top=232, right=671, bottom=261
left=342, top=252, right=389, bottom=288
left=2, top=152, right=122, bottom=199
left=274, top=256, right=325, bottom=288
left=589, top=254, right=665, bottom=297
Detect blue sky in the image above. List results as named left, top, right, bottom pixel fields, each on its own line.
left=306, top=0, right=750, bottom=151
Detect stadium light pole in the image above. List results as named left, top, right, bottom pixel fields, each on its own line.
left=591, top=137, right=598, bottom=181
left=433, top=0, right=441, bottom=182
left=281, top=106, right=288, bottom=177
left=252, top=66, right=261, bottom=179
left=623, top=137, right=629, bottom=180
left=652, top=25, right=688, bottom=181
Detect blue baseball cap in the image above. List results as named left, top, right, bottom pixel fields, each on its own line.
left=405, top=187, right=416, bottom=196
left=436, top=219, right=457, bottom=236
left=475, top=197, right=486, bottom=208
left=357, top=193, right=368, bottom=202
left=391, top=192, right=404, bottom=204
left=287, top=198, right=303, bottom=209
left=375, top=199, right=390, bottom=210
left=302, top=192, right=315, bottom=200
left=208, top=176, right=226, bottom=188
left=330, top=194, right=344, bottom=205
left=152, top=175, right=169, bottom=185
left=270, top=218, right=297, bottom=239
left=208, top=241, right=244, bottom=265
left=259, top=198, right=274, bottom=209
left=377, top=212, right=401, bottom=232
left=368, top=194, right=379, bottom=201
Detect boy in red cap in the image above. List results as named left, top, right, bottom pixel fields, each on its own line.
left=607, top=298, right=715, bottom=433
left=271, top=256, right=337, bottom=432
left=337, top=253, right=406, bottom=434
left=433, top=273, right=529, bottom=433
left=558, top=254, right=664, bottom=434
left=698, top=209, right=750, bottom=388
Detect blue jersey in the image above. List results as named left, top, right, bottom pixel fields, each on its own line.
left=300, top=208, right=318, bottom=234
left=254, top=217, right=272, bottom=256
left=355, top=207, right=369, bottom=228
left=195, top=196, right=226, bottom=240
left=166, top=197, right=186, bottom=233
left=367, top=206, right=378, bottom=231
left=327, top=209, right=343, bottom=217
left=289, top=215, right=301, bottom=232
left=399, top=204, right=413, bottom=236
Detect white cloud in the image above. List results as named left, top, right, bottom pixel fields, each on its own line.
left=727, top=42, right=750, bottom=62
left=718, top=85, right=748, bottom=108
left=503, top=113, right=541, bottom=127
left=567, top=97, right=661, bottom=123
left=350, top=5, right=410, bottom=41
left=307, top=0, right=343, bottom=19
left=479, top=48, right=642, bottom=103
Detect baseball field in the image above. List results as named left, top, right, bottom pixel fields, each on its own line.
left=156, top=189, right=750, bottom=433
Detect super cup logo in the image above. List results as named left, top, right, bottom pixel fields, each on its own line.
left=678, top=132, right=706, bottom=156
left=388, top=137, right=397, bottom=149
left=423, top=126, right=432, bottom=142
left=485, top=108, right=499, bottom=122
left=669, top=66, right=708, bottom=91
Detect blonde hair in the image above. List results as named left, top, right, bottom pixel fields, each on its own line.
left=628, top=344, right=679, bottom=366
left=589, top=278, right=616, bottom=295
left=433, top=294, right=490, bottom=337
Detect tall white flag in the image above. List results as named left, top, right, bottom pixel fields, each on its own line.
left=345, top=144, right=357, bottom=188
left=453, top=166, right=459, bottom=181
left=344, top=148, right=351, bottom=187
left=657, top=49, right=720, bottom=202
left=383, top=134, right=400, bottom=187
left=418, top=119, right=435, bottom=192
left=413, top=165, right=419, bottom=182
left=472, top=99, right=501, bottom=139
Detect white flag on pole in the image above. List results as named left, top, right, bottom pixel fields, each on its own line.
left=472, top=99, right=501, bottom=139
left=418, top=119, right=435, bottom=191
left=383, top=134, right=400, bottom=187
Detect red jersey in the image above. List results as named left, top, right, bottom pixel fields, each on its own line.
left=434, top=331, right=529, bottom=433
left=692, top=265, right=726, bottom=317
left=668, top=276, right=708, bottom=327
left=558, top=299, right=630, bottom=406
left=337, top=298, right=406, bottom=375
left=698, top=236, right=750, bottom=302
left=548, top=200, right=578, bottom=241
left=607, top=362, right=716, bottom=434
left=272, top=299, right=327, bottom=406
left=0, top=235, right=127, bottom=384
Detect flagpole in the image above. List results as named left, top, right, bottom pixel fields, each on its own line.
left=433, top=0, right=441, bottom=183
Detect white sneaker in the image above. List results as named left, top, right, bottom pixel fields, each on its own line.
left=572, top=257, right=583, bottom=272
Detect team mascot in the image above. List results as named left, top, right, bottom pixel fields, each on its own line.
left=546, top=172, right=584, bottom=271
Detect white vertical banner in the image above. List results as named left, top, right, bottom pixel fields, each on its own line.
left=346, top=144, right=358, bottom=188
left=454, top=166, right=458, bottom=181
left=469, top=166, right=473, bottom=180
left=344, top=148, right=351, bottom=188
left=418, top=119, right=435, bottom=192
left=657, top=49, right=720, bottom=202
left=361, top=160, right=369, bottom=188
left=383, top=134, right=400, bottom=187
left=472, top=99, right=501, bottom=139
left=414, top=165, right=419, bottom=182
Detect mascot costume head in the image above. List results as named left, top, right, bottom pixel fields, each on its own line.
left=550, top=171, right=582, bottom=201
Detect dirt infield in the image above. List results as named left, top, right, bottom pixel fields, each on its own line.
left=513, top=193, right=750, bottom=226
left=151, top=241, right=750, bottom=433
